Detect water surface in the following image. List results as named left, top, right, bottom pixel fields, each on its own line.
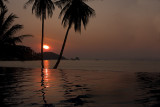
left=0, top=60, right=160, bottom=71
left=0, top=60, right=160, bottom=106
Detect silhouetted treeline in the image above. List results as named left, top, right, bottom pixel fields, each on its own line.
left=0, top=4, right=34, bottom=60
left=0, top=45, right=66, bottom=61
left=0, top=45, right=39, bottom=60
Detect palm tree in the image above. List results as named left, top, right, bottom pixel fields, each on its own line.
left=24, top=0, right=55, bottom=68
left=0, top=6, right=31, bottom=46
left=0, top=6, right=32, bottom=60
left=0, top=0, right=7, bottom=8
left=53, top=0, right=95, bottom=69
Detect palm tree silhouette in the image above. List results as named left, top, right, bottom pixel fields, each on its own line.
left=53, top=0, right=95, bottom=69
left=0, top=6, right=32, bottom=60
left=24, top=0, right=55, bottom=68
left=0, top=0, right=7, bottom=8
left=0, top=6, right=31, bottom=46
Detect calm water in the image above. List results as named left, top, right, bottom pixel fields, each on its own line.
left=0, top=60, right=160, bottom=107
left=0, top=60, right=160, bottom=71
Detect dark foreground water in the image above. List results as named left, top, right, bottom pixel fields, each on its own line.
left=1, top=66, right=160, bottom=107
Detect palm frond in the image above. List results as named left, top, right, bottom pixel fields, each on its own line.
left=2, top=34, right=32, bottom=45
left=12, top=34, right=33, bottom=43
left=16, top=34, right=33, bottom=40
left=0, top=5, right=7, bottom=29
left=55, top=0, right=71, bottom=8
left=24, top=0, right=34, bottom=8
left=55, top=0, right=90, bottom=8
left=46, top=0, right=55, bottom=18
left=1, top=14, right=17, bottom=36
left=25, top=0, right=55, bottom=19
left=2, top=24, right=23, bottom=40
left=59, top=0, right=95, bottom=32
left=0, top=4, right=33, bottom=46
left=0, top=0, right=6, bottom=7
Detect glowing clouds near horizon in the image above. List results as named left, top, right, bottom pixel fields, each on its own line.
left=43, top=45, right=50, bottom=50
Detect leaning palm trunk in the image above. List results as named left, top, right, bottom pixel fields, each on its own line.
left=54, top=26, right=70, bottom=69
left=41, top=14, right=44, bottom=68
left=53, top=0, right=95, bottom=69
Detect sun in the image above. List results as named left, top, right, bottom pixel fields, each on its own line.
left=43, top=45, right=49, bottom=50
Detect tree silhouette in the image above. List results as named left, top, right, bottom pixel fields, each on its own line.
left=53, top=0, right=95, bottom=69
left=0, top=6, right=31, bottom=46
left=0, top=6, right=32, bottom=60
left=0, top=0, right=7, bottom=8
left=24, top=0, right=55, bottom=68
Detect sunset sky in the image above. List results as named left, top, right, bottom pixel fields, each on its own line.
left=6, top=0, right=160, bottom=59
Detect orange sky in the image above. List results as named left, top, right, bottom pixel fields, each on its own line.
left=6, top=0, right=160, bottom=59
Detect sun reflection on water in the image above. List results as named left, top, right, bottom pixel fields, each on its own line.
left=44, top=60, right=50, bottom=69
left=44, top=69, right=50, bottom=88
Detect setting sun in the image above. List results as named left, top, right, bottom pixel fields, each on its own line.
left=43, top=45, right=49, bottom=50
